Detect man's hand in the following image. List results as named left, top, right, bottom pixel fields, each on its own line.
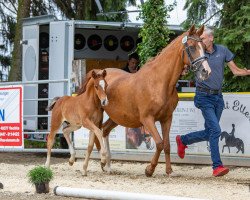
left=228, top=61, right=250, bottom=76
left=181, top=65, right=189, bottom=76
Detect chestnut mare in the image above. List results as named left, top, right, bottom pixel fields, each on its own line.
left=99, top=25, right=211, bottom=176
left=45, top=70, right=108, bottom=176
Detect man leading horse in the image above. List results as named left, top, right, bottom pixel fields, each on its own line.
left=176, top=27, right=250, bottom=177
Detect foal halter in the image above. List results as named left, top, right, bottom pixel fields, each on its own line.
left=182, top=35, right=207, bottom=72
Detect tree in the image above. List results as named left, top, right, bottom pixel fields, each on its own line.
left=1, top=0, right=56, bottom=81
left=137, top=0, right=176, bottom=65
left=51, top=0, right=137, bottom=21
left=182, top=0, right=250, bottom=92
left=8, top=0, right=31, bottom=81
left=0, top=0, right=17, bottom=80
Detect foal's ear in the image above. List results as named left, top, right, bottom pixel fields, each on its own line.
left=102, top=69, right=107, bottom=78
left=188, top=24, right=196, bottom=36
left=196, top=25, right=204, bottom=36
left=92, top=70, right=97, bottom=79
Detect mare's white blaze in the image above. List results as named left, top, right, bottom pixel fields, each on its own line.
left=198, top=42, right=211, bottom=75
left=99, top=80, right=105, bottom=90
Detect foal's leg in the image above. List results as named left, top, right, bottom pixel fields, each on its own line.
left=94, top=135, right=101, bottom=152
left=160, top=115, right=173, bottom=175
left=102, top=118, right=118, bottom=173
left=45, top=120, right=61, bottom=168
left=83, top=119, right=107, bottom=168
left=63, top=125, right=79, bottom=166
left=82, top=131, right=95, bottom=176
left=142, top=116, right=163, bottom=177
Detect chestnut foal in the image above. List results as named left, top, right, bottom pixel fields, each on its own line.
left=45, top=69, right=108, bottom=175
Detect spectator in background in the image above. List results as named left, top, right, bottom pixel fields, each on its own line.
left=122, top=52, right=140, bottom=73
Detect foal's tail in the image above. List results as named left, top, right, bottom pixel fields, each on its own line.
left=46, top=97, right=61, bottom=111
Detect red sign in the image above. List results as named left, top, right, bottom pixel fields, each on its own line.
left=0, top=86, right=23, bottom=148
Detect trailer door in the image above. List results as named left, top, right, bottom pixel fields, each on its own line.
left=22, top=24, right=39, bottom=130
left=49, top=21, right=74, bottom=99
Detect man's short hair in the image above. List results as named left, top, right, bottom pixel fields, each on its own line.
left=204, top=27, right=214, bottom=36
left=128, top=52, right=139, bottom=61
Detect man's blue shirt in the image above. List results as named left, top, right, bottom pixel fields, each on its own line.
left=196, top=44, right=235, bottom=90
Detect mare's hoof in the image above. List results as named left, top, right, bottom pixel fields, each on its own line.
left=166, top=168, right=173, bottom=175
left=145, top=165, right=154, bottom=177
left=102, top=166, right=111, bottom=174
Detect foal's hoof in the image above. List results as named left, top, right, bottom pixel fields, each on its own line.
left=145, top=165, right=154, bottom=177
left=101, top=162, right=106, bottom=171
left=68, top=160, right=75, bottom=166
left=82, top=172, right=87, bottom=176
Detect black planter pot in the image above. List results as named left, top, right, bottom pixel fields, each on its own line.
left=35, top=182, right=49, bottom=193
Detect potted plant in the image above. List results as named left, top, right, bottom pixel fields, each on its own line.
left=27, top=165, right=53, bottom=193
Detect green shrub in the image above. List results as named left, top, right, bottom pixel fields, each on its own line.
left=28, top=166, right=53, bottom=185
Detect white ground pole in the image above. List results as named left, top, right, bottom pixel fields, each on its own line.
left=54, top=186, right=207, bottom=200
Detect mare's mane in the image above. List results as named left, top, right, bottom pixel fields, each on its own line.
left=142, top=34, right=183, bottom=67
left=77, top=70, right=95, bottom=96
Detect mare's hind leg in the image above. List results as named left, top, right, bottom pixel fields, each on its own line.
left=141, top=116, right=163, bottom=177
left=102, top=118, right=118, bottom=173
left=63, top=125, right=79, bottom=166
left=45, top=120, right=62, bottom=168
left=82, top=131, right=95, bottom=176
left=160, top=115, right=173, bottom=175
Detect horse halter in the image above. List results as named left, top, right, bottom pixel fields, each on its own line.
left=182, top=35, right=207, bottom=72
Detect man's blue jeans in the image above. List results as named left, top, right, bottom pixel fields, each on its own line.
left=181, top=91, right=224, bottom=169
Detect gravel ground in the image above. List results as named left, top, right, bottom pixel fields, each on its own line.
left=0, top=152, right=250, bottom=200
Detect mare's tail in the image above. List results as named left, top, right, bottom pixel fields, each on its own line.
left=46, top=97, right=61, bottom=111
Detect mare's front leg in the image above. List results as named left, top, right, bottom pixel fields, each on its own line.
left=102, top=118, right=118, bottom=173
left=82, top=131, right=95, bottom=176
left=160, top=115, right=173, bottom=175
left=63, top=125, right=79, bottom=166
left=142, top=116, right=163, bottom=177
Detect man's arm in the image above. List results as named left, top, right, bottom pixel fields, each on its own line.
left=227, top=60, right=250, bottom=76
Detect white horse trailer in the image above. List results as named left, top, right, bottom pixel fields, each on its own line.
left=21, top=15, right=182, bottom=145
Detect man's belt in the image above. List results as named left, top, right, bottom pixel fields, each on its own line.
left=196, top=86, right=221, bottom=95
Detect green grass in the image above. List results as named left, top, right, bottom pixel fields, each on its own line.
left=24, top=137, right=61, bottom=149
